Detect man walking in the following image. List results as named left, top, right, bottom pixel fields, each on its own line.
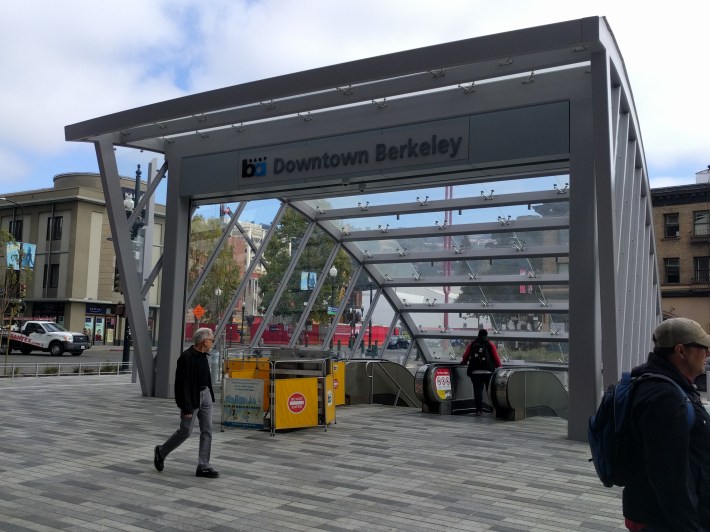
left=623, top=318, right=710, bottom=531
left=153, top=327, right=219, bottom=478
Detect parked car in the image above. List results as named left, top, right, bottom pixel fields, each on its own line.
left=387, top=336, right=410, bottom=349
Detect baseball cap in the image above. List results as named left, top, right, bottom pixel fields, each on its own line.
left=653, top=318, right=710, bottom=348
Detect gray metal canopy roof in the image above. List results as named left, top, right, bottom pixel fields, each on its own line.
left=66, top=16, right=660, bottom=442
left=66, top=16, right=623, bottom=148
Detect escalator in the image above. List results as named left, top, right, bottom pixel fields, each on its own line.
left=413, top=363, right=569, bottom=420
left=344, top=359, right=421, bottom=408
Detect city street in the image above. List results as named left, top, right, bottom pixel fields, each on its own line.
left=1, top=344, right=125, bottom=365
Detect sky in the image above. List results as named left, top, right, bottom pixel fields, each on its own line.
left=1, top=0, right=708, bottom=197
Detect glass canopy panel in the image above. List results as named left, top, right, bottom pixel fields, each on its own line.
left=349, top=229, right=569, bottom=258
left=239, top=198, right=284, bottom=227
left=307, top=175, right=570, bottom=215
left=361, top=287, right=396, bottom=354
left=185, top=201, right=265, bottom=345
left=406, top=308, right=568, bottom=362
left=341, top=202, right=569, bottom=238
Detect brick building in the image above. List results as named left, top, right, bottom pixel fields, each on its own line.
left=651, top=168, right=710, bottom=329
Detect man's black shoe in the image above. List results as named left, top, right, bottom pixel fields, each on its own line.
left=154, top=446, right=164, bottom=472
left=195, top=468, right=219, bottom=478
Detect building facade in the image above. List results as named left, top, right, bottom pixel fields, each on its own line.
left=0, top=173, right=165, bottom=343
left=652, top=168, right=710, bottom=330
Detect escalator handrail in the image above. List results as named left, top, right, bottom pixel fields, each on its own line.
left=362, top=359, right=420, bottom=407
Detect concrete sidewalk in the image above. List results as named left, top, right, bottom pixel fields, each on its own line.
left=0, top=376, right=624, bottom=531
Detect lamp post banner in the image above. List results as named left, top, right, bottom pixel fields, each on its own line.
left=6, top=243, right=36, bottom=270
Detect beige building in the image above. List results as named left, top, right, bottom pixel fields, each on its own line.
left=229, top=219, right=266, bottom=318
left=0, top=172, right=165, bottom=344
left=651, top=168, right=710, bottom=330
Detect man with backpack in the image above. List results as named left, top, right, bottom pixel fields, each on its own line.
left=461, top=329, right=501, bottom=416
left=623, top=318, right=710, bottom=531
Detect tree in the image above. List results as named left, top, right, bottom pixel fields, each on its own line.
left=259, top=207, right=352, bottom=324
left=188, top=215, right=241, bottom=323
left=0, top=230, right=33, bottom=361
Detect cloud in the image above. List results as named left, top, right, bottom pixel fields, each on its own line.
left=0, top=1, right=187, bottom=153
left=1, top=0, right=708, bottom=191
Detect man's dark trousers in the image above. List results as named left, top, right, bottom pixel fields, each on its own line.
left=158, top=388, right=213, bottom=469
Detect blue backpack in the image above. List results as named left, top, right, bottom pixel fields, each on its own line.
left=588, top=372, right=695, bottom=488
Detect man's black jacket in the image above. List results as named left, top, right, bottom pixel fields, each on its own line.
left=174, top=346, right=215, bottom=415
left=623, top=353, right=710, bottom=531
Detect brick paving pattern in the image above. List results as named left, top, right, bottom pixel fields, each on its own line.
left=0, top=376, right=625, bottom=531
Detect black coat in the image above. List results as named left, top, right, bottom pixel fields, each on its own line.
left=173, top=346, right=215, bottom=415
left=623, top=353, right=710, bottom=530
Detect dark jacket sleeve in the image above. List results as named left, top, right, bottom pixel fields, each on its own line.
left=631, top=382, right=699, bottom=530
left=173, top=353, right=194, bottom=414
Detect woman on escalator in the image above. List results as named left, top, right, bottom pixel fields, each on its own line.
left=461, top=329, right=501, bottom=416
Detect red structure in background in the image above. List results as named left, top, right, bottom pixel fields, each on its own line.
left=185, top=317, right=394, bottom=348
left=185, top=322, right=241, bottom=343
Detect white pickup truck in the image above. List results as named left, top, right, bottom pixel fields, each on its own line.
left=1, top=320, right=91, bottom=356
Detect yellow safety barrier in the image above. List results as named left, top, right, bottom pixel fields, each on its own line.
left=221, top=353, right=337, bottom=436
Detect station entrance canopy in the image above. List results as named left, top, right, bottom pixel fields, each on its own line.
left=65, top=16, right=660, bottom=440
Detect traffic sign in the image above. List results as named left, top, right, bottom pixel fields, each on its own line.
left=193, top=304, right=205, bottom=319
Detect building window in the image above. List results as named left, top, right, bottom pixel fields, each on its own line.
left=694, top=211, right=710, bottom=236
left=8, top=219, right=22, bottom=241
left=664, top=258, right=680, bottom=284
left=695, top=257, right=710, bottom=283
left=46, top=216, right=63, bottom=240
left=43, top=264, right=60, bottom=288
left=663, top=213, right=679, bottom=238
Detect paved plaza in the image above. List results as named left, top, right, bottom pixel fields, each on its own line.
left=0, top=375, right=625, bottom=531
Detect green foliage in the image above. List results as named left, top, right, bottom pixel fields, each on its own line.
left=188, top=215, right=242, bottom=322
left=0, top=229, right=33, bottom=369
left=101, top=363, right=119, bottom=373
left=2, top=365, right=22, bottom=377
left=259, top=207, right=352, bottom=324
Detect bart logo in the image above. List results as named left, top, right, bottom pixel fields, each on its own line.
left=241, top=157, right=267, bottom=178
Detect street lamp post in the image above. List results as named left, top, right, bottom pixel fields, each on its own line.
left=329, top=266, right=337, bottom=316
left=214, top=287, right=222, bottom=321
left=120, top=165, right=146, bottom=370
left=214, top=287, right=223, bottom=380
left=240, top=303, right=246, bottom=344
left=368, top=282, right=373, bottom=350
left=328, top=266, right=337, bottom=350
left=214, top=287, right=222, bottom=348
left=120, top=193, right=135, bottom=369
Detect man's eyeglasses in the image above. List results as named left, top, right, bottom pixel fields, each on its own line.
left=684, top=343, right=710, bottom=351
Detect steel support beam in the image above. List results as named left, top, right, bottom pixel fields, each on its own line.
left=94, top=139, right=154, bottom=396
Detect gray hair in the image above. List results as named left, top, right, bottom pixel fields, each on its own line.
left=193, top=327, right=214, bottom=345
